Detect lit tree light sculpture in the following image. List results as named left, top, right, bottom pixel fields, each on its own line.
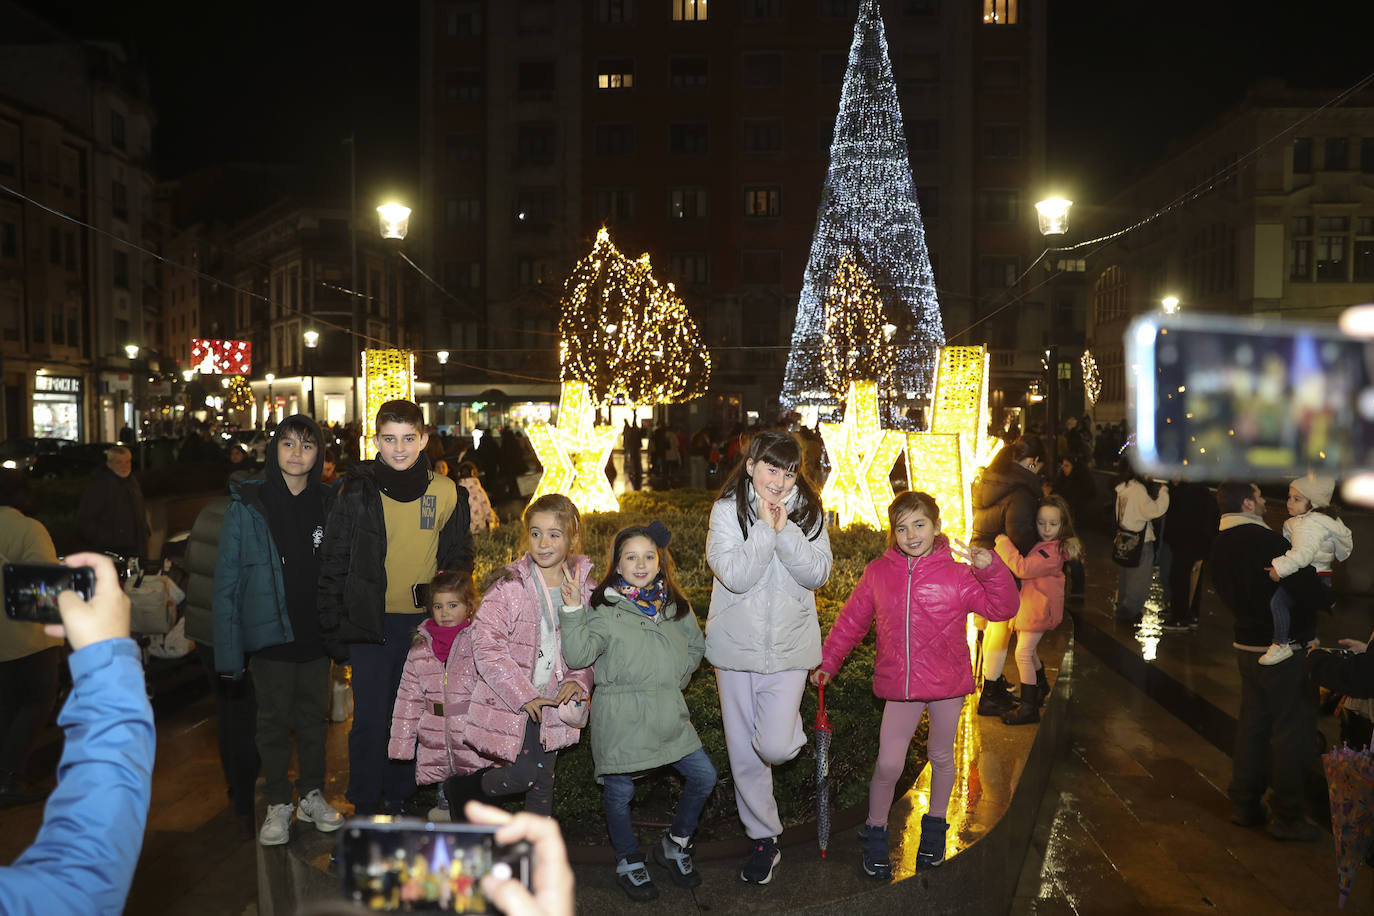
left=822, top=251, right=895, bottom=402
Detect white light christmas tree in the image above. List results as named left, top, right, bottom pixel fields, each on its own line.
left=781, top=0, right=944, bottom=424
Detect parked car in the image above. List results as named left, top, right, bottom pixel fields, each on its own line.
left=0, top=437, right=75, bottom=472
left=29, top=442, right=115, bottom=479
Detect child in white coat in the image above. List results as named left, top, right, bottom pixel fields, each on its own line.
left=1262, top=475, right=1352, bottom=664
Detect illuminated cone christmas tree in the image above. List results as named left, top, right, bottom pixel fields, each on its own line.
left=781, top=0, right=943, bottom=422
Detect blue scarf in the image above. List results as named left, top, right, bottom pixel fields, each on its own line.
left=615, top=576, right=666, bottom=617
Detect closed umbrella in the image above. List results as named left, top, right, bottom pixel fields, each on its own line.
left=815, top=680, right=834, bottom=858
left=1322, top=743, right=1374, bottom=908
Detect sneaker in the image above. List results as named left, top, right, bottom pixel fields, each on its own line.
left=297, top=789, right=344, bottom=833
left=740, top=835, right=780, bottom=884
left=616, top=854, right=659, bottom=902
left=653, top=832, right=701, bottom=888
left=259, top=803, right=294, bottom=846
left=1269, top=818, right=1323, bottom=842
left=1259, top=643, right=1293, bottom=666
left=857, top=824, right=891, bottom=879
left=915, top=814, right=948, bottom=869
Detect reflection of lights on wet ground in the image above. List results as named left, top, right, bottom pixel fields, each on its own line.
left=891, top=694, right=983, bottom=879
left=1133, top=573, right=1168, bottom=662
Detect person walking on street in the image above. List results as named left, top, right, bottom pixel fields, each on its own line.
left=1159, top=478, right=1220, bottom=631
left=1112, top=461, right=1169, bottom=624
left=76, top=445, right=150, bottom=561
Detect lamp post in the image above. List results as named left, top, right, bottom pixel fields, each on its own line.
left=304, top=329, right=320, bottom=419
left=1161, top=295, right=1181, bottom=314
left=436, top=350, right=449, bottom=430
left=1035, top=197, right=1074, bottom=459
left=265, top=373, right=275, bottom=429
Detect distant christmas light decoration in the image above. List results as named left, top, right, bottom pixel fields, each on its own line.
left=1081, top=350, right=1102, bottom=409
left=819, top=380, right=905, bottom=529
left=223, top=375, right=254, bottom=414
left=190, top=338, right=252, bottom=375
left=362, top=348, right=415, bottom=452
left=559, top=227, right=709, bottom=407
left=527, top=380, right=620, bottom=514
left=821, top=251, right=895, bottom=401
left=904, top=346, right=1003, bottom=546
left=781, top=0, right=943, bottom=423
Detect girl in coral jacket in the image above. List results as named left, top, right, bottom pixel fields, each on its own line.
left=388, top=569, right=487, bottom=822
left=447, top=493, right=595, bottom=817
left=993, top=495, right=1082, bottom=725
left=811, top=490, right=1018, bottom=880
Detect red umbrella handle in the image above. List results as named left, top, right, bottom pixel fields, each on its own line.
left=819, top=679, right=825, bottom=714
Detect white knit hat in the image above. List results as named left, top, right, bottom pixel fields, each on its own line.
left=1291, top=475, right=1335, bottom=509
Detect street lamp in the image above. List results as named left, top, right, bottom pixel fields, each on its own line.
left=1036, top=198, right=1074, bottom=458
left=1035, top=198, right=1073, bottom=236
left=437, top=350, right=449, bottom=430
left=1161, top=295, right=1181, bottom=314
left=265, top=373, right=275, bottom=428
left=304, top=329, right=320, bottom=418
left=377, top=203, right=411, bottom=240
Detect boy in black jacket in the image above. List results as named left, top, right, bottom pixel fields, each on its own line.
left=1209, top=481, right=1329, bottom=842
left=318, top=399, right=473, bottom=815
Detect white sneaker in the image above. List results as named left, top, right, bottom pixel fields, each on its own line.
left=297, top=789, right=345, bottom=833
left=259, top=803, right=294, bottom=846
left=1259, top=643, right=1293, bottom=666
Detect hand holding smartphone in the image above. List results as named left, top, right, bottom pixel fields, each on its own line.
left=4, top=563, right=96, bottom=624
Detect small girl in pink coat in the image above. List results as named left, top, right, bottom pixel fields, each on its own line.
left=388, top=569, right=486, bottom=821
left=811, top=491, right=1017, bottom=879
left=993, top=495, right=1082, bottom=726
left=455, top=493, right=594, bottom=817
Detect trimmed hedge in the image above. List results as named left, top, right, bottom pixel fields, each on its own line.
left=474, top=489, right=927, bottom=842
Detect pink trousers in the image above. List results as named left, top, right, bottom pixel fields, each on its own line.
left=1014, top=630, right=1045, bottom=685
left=868, top=696, right=963, bottom=827
left=715, top=668, right=807, bottom=840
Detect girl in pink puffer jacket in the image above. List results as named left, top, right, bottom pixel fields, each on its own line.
left=812, top=491, right=1017, bottom=880
left=388, top=569, right=489, bottom=820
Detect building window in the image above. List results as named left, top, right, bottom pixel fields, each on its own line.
left=981, top=124, right=1021, bottom=158
left=1362, top=138, right=1374, bottom=173
left=1325, top=137, right=1349, bottom=171
left=1093, top=265, right=1126, bottom=323
left=668, top=252, right=709, bottom=285
left=670, top=55, right=709, bottom=88
left=595, top=188, right=636, bottom=222
left=113, top=249, right=130, bottom=289
left=596, top=58, right=635, bottom=90
left=1290, top=216, right=1313, bottom=281
left=0, top=221, right=15, bottom=259
left=741, top=249, right=783, bottom=284
left=979, top=255, right=1019, bottom=289
left=983, top=0, right=1017, bottom=24
left=517, top=0, right=554, bottom=34
left=744, top=0, right=782, bottom=18
left=110, top=111, right=126, bottom=151
left=900, top=53, right=940, bottom=89
left=111, top=180, right=128, bottom=221
left=918, top=186, right=939, bottom=221
left=514, top=186, right=559, bottom=226
left=819, top=0, right=860, bottom=17
left=744, top=186, right=781, bottom=218
left=445, top=70, right=484, bottom=102
left=742, top=118, right=783, bottom=153
left=596, top=0, right=633, bottom=23
left=445, top=133, right=483, bottom=162
left=742, top=52, right=783, bottom=89
left=518, top=60, right=557, bottom=100
left=669, top=188, right=707, bottom=219
left=64, top=231, right=75, bottom=271
left=672, top=0, right=707, bottom=21
left=820, top=53, right=847, bottom=86
left=517, top=257, right=555, bottom=286
left=981, top=57, right=1020, bottom=90
left=48, top=227, right=60, bottom=265
left=978, top=189, right=1019, bottom=223
left=594, top=123, right=636, bottom=156
left=1293, top=137, right=1313, bottom=174
left=516, top=122, right=557, bottom=165
left=444, top=197, right=482, bottom=227
left=1316, top=216, right=1349, bottom=282
left=1354, top=217, right=1374, bottom=282
left=904, top=0, right=939, bottom=14
left=0, top=122, right=15, bottom=177
left=907, top=119, right=939, bottom=155
left=444, top=261, right=483, bottom=289
left=669, top=122, right=709, bottom=155
left=446, top=3, right=482, bottom=37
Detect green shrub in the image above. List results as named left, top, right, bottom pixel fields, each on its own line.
left=476, top=490, right=927, bottom=842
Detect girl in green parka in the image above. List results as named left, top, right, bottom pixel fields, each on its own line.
left=559, top=521, right=717, bottom=904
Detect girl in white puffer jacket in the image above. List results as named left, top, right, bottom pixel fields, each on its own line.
left=1263, top=475, right=1353, bottom=665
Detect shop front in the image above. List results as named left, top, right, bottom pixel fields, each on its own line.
left=32, top=373, right=82, bottom=440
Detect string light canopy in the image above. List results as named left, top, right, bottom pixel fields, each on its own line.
left=527, top=380, right=620, bottom=514
left=362, top=348, right=415, bottom=453
left=819, top=379, right=905, bottom=529
left=559, top=227, right=710, bottom=408
left=822, top=251, right=896, bottom=402
left=781, top=0, right=944, bottom=424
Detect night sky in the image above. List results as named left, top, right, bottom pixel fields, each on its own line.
left=23, top=1, right=1374, bottom=207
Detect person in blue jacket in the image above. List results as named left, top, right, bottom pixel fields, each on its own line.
left=0, top=551, right=154, bottom=915
left=214, top=413, right=344, bottom=846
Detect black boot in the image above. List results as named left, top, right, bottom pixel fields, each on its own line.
left=1002, top=684, right=1041, bottom=725
left=976, top=677, right=1015, bottom=717
left=442, top=769, right=492, bottom=820
left=1035, top=666, right=1050, bottom=706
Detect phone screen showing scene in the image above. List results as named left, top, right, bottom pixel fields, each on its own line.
left=338, top=820, right=523, bottom=913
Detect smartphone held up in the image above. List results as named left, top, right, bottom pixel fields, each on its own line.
left=1127, top=312, right=1374, bottom=481
left=3, top=563, right=95, bottom=624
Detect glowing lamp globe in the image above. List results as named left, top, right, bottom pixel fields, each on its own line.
left=377, top=203, right=412, bottom=240
left=1035, top=198, right=1073, bottom=237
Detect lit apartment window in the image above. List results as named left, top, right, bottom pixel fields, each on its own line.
left=744, top=186, right=781, bottom=218
left=670, top=56, right=709, bottom=88
left=595, top=0, right=633, bottom=23
left=669, top=188, right=707, bottom=219
left=673, top=0, right=707, bottom=21
left=983, top=0, right=1017, bottom=24
left=669, top=123, right=709, bottom=155
left=597, top=58, right=635, bottom=90
left=742, top=118, right=783, bottom=154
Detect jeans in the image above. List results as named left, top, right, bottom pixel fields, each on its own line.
left=1269, top=586, right=1294, bottom=645
left=1115, top=541, right=1156, bottom=620
left=347, top=613, right=426, bottom=812
left=602, top=748, right=717, bottom=861
left=1230, top=647, right=1317, bottom=823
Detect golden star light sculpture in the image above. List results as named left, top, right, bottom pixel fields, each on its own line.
left=819, top=379, right=905, bottom=529
left=527, top=380, right=620, bottom=514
